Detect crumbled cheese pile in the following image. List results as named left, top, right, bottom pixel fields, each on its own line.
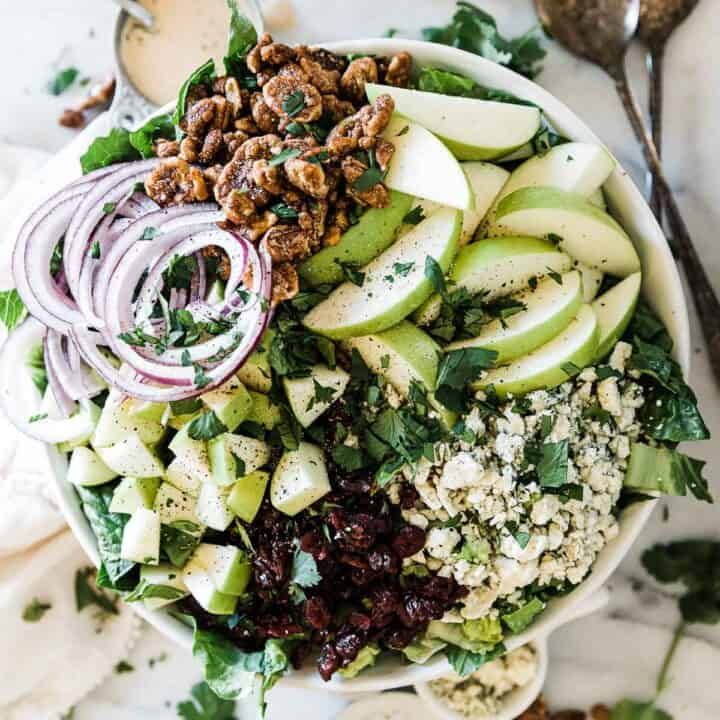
left=387, top=342, right=645, bottom=620
left=428, top=644, right=538, bottom=717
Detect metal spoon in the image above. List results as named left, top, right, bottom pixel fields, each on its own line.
left=533, top=0, right=720, bottom=382
left=638, top=0, right=700, bottom=218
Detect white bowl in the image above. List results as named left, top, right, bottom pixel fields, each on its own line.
left=38, top=39, right=688, bottom=693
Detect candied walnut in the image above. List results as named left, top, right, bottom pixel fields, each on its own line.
left=179, top=136, right=200, bottom=163
left=198, top=128, right=224, bottom=164
left=263, top=224, right=310, bottom=263
left=183, top=96, right=232, bottom=137
left=235, top=116, right=260, bottom=135
left=326, top=116, right=364, bottom=155
left=145, top=158, right=209, bottom=206
left=326, top=95, right=395, bottom=156
left=298, top=45, right=348, bottom=73
left=361, top=94, right=395, bottom=138
left=298, top=200, right=328, bottom=244
left=277, top=62, right=310, bottom=84
left=340, top=57, right=378, bottom=103
left=342, top=156, right=390, bottom=208
left=203, top=164, right=223, bottom=190
left=215, top=156, right=273, bottom=207
left=518, top=697, right=550, bottom=720
left=384, top=51, right=412, bottom=87
left=263, top=74, right=323, bottom=123
left=590, top=706, right=611, bottom=720
left=250, top=92, right=280, bottom=133
left=285, top=158, right=329, bottom=199
left=222, top=77, right=248, bottom=116
left=322, top=94, right=357, bottom=123
left=374, top=138, right=395, bottom=171
left=155, top=139, right=180, bottom=158
left=260, top=41, right=296, bottom=66
left=223, top=130, right=249, bottom=157
left=298, top=56, right=341, bottom=94
left=237, top=133, right=282, bottom=160
left=59, top=109, right=85, bottom=128
left=247, top=32, right=273, bottom=73
left=256, top=69, right=276, bottom=88
left=222, top=189, right=256, bottom=224
left=185, top=82, right=209, bottom=109
left=271, top=262, right=299, bottom=304
left=252, top=159, right=284, bottom=195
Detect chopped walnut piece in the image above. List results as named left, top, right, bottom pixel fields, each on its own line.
left=271, top=262, right=300, bottom=304
left=374, top=138, right=395, bottom=171
left=298, top=200, right=328, bottom=244
left=145, top=158, right=209, bottom=206
left=247, top=32, right=273, bottom=73
left=340, top=57, right=379, bottom=103
left=260, top=41, right=296, bottom=66
left=155, top=139, right=180, bottom=158
left=182, top=95, right=233, bottom=138
left=361, top=94, right=395, bottom=138
left=250, top=92, right=280, bottom=133
left=179, top=137, right=200, bottom=163
left=322, top=94, right=357, bottom=123
left=298, top=56, right=341, bottom=94
left=237, top=134, right=282, bottom=160
left=517, top=696, right=550, bottom=720
left=263, top=74, right=323, bottom=123
left=285, top=158, right=329, bottom=199
left=252, top=159, right=284, bottom=195
left=263, top=224, right=311, bottom=263
left=342, top=156, right=389, bottom=208
left=203, top=164, right=224, bottom=190
left=223, top=130, right=250, bottom=157
left=384, top=51, right=412, bottom=87
left=223, top=77, right=247, bottom=116
left=215, top=156, right=273, bottom=209
left=222, top=189, right=256, bottom=224
left=199, top=128, right=224, bottom=164
left=590, top=706, right=611, bottom=720
left=235, top=116, right=260, bottom=135
left=322, top=225, right=342, bottom=247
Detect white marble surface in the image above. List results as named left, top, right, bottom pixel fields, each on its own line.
left=2, top=0, right=720, bottom=717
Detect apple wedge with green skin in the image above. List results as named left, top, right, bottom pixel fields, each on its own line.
left=473, top=304, right=599, bottom=398
left=367, top=83, right=541, bottom=161
left=303, top=206, right=462, bottom=340
left=489, top=187, right=641, bottom=277
left=283, top=364, right=350, bottom=427
left=447, top=270, right=584, bottom=364
left=298, top=190, right=413, bottom=287
left=579, top=263, right=604, bottom=302
left=379, top=116, right=474, bottom=210
left=414, top=235, right=573, bottom=326
left=592, top=271, right=642, bottom=361
left=346, top=321, right=456, bottom=428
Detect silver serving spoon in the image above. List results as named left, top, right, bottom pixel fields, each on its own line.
left=110, top=0, right=154, bottom=30
left=534, top=0, right=720, bottom=382
left=638, top=0, right=700, bottom=217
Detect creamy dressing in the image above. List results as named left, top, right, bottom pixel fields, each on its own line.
left=120, top=0, right=232, bottom=105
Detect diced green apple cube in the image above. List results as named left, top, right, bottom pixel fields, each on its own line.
left=109, top=477, right=162, bottom=514
left=95, top=433, right=165, bottom=478
left=271, top=442, right=330, bottom=516
left=121, top=508, right=161, bottom=565
left=196, top=483, right=235, bottom=531
left=138, top=563, right=189, bottom=611
left=165, top=457, right=202, bottom=497
left=191, top=543, right=252, bottom=596
left=154, top=482, right=201, bottom=525
left=246, top=391, right=282, bottom=429
left=124, top=398, right=167, bottom=423
left=91, top=389, right=164, bottom=448
left=236, top=329, right=274, bottom=393
left=201, top=376, right=253, bottom=432
left=67, top=446, right=119, bottom=487
left=228, top=470, right=270, bottom=523
left=182, top=562, right=238, bottom=615
left=208, top=433, right=271, bottom=486
left=283, top=364, right=350, bottom=427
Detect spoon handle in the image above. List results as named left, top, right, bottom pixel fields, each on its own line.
left=613, top=63, right=720, bottom=381
left=646, top=46, right=665, bottom=219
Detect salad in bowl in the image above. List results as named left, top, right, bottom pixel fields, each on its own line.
left=0, top=7, right=711, bottom=709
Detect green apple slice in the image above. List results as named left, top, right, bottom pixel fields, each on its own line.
left=493, top=142, right=615, bottom=207
left=236, top=329, right=273, bottom=393
left=95, top=433, right=165, bottom=478
left=379, top=116, right=474, bottom=210
left=200, top=375, right=252, bottom=432
left=91, top=389, right=164, bottom=448
left=183, top=562, right=237, bottom=615
left=284, top=364, right=350, bottom=427
left=136, top=564, right=189, bottom=611
left=592, top=271, right=642, bottom=361
left=191, top=544, right=252, bottom=596
left=121, top=508, right=160, bottom=565
left=447, top=270, right=584, bottom=363
left=154, top=482, right=201, bottom=526
left=490, top=187, right=641, bottom=277
left=346, top=321, right=456, bottom=428
left=474, top=304, right=599, bottom=397
left=166, top=457, right=202, bottom=497
left=579, top=263, right=604, bottom=302
left=303, top=206, right=461, bottom=339
left=109, top=477, right=162, bottom=514
left=588, top=188, right=607, bottom=210
left=208, top=433, right=271, bottom=486
left=196, top=483, right=234, bottom=531
left=246, top=391, right=282, bottom=429
left=298, top=190, right=413, bottom=286
left=367, top=83, right=541, bottom=161
left=228, top=470, right=270, bottom=523
left=271, top=442, right=331, bottom=516
left=414, top=236, right=573, bottom=326
left=67, top=446, right=118, bottom=487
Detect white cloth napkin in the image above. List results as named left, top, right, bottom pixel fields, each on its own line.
left=0, top=138, right=142, bottom=720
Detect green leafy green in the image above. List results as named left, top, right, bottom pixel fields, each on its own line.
left=75, top=566, right=120, bottom=615
left=188, top=411, right=228, bottom=441
left=331, top=444, right=366, bottom=472
left=444, top=642, right=506, bottom=677
left=76, top=485, right=136, bottom=585
left=501, top=598, right=545, bottom=633
left=161, top=521, right=203, bottom=567
left=223, top=1, right=258, bottom=75
left=610, top=700, right=672, bottom=720
left=178, top=681, right=237, bottom=720
left=269, top=147, right=302, bottom=167
left=22, top=598, right=52, bottom=622
left=128, top=114, right=176, bottom=159
left=124, top=580, right=186, bottom=603
left=0, top=289, right=26, bottom=330
left=174, top=59, right=216, bottom=126
left=422, top=2, right=546, bottom=79
left=536, top=439, right=569, bottom=488
left=48, top=67, right=79, bottom=95
left=403, top=206, right=426, bottom=225
left=335, top=260, right=365, bottom=286
left=80, top=128, right=141, bottom=174
left=435, top=347, right=497, bottom=412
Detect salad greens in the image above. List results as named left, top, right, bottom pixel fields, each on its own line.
left=445, top=642, right=506, bottom=677
left=223, top=0, right=258, bottom=76
left=75, top=566, right=119, bottom=615
left=0, top=288, right=26, bottom=331
left=422, top=2, right=546, bottom=79
left=178, top=681, right=238, bottom=720
left=48, top=67, right=79, bottom=96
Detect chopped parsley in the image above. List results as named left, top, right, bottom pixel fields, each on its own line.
left=48, top=67, right=79, bottom=95
left=187, top=411, right=227, bottom=440
left=403, top=206, right=426, bottom=225
left=269, top=147, right=302, bottom=167
left=0, top=289, right=26, bottom=331
left=22, top=598, right=52, bottom=622
left=269, top=202, right=299, bottom=220
left=282, top=90, right=306, bottom=117
left=435, top=347, right=497, bottom=412
left=306, top=379, right=336, bottom=411
left=335, top=259, right=365, bottom=286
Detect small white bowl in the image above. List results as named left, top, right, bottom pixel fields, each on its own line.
left=413, top=589, right=609, bottom=720
left=19, top=38, right=688, bottom=694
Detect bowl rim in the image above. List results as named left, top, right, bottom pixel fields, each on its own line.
left=42, top=37, right=689, bottom=694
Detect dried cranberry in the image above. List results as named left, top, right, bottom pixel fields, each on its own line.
left=305, top=596, right=332, bottom=630
left=347, top=612, right=372, bottom=630
left=328, top=510, right=378, bottom=550
left=368, top=545, right=399, bottom=574
left=384, top=625, right=417, bottom=649
left=392, top=525, right=426, bottom=558
left=335, top=630, right=363, bottom=661
left=399, top=484, right=420, bottom=509
left=398, top=594, right=443, bottom=627
left=299, top=529, right=330, bottom=560
left=338, top=552, right=369, bottom=569
left=318, top=642, right=340, bottom=681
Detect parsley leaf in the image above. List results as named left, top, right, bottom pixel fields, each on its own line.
left=22, top=598, right=52, bottom=622
left=177, top=681, right=237, bottom=720
left=80, top=127, right=141, bottom=174
left=435, top=348, right=497, bottom=412
left=403, top=206, right=426, bottom=225
left=424, top=256, right=447, bottom=295
left=307, top=379, right=337, bottom=411
left=75, top=566, right=119, bottom=615
left=353, top=165, right=385, bottom=191
left=187, top=411, right=228, bottom=441
left=48, top=67, right=79, bottom=95
left=128, top=113, right=176, bottom=159
left=335, top=259, right=365, bottom=286
left=0, top=289, right=26, bottom=331
left=536, top=440, right=569, bottom=488
left=270, top=202, right=299, bottom=220
left=282, top=90, right=306, bottom=117
left=331, top=445, right=366, bottom=472
left=269, top=147, right=302, bottom=167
